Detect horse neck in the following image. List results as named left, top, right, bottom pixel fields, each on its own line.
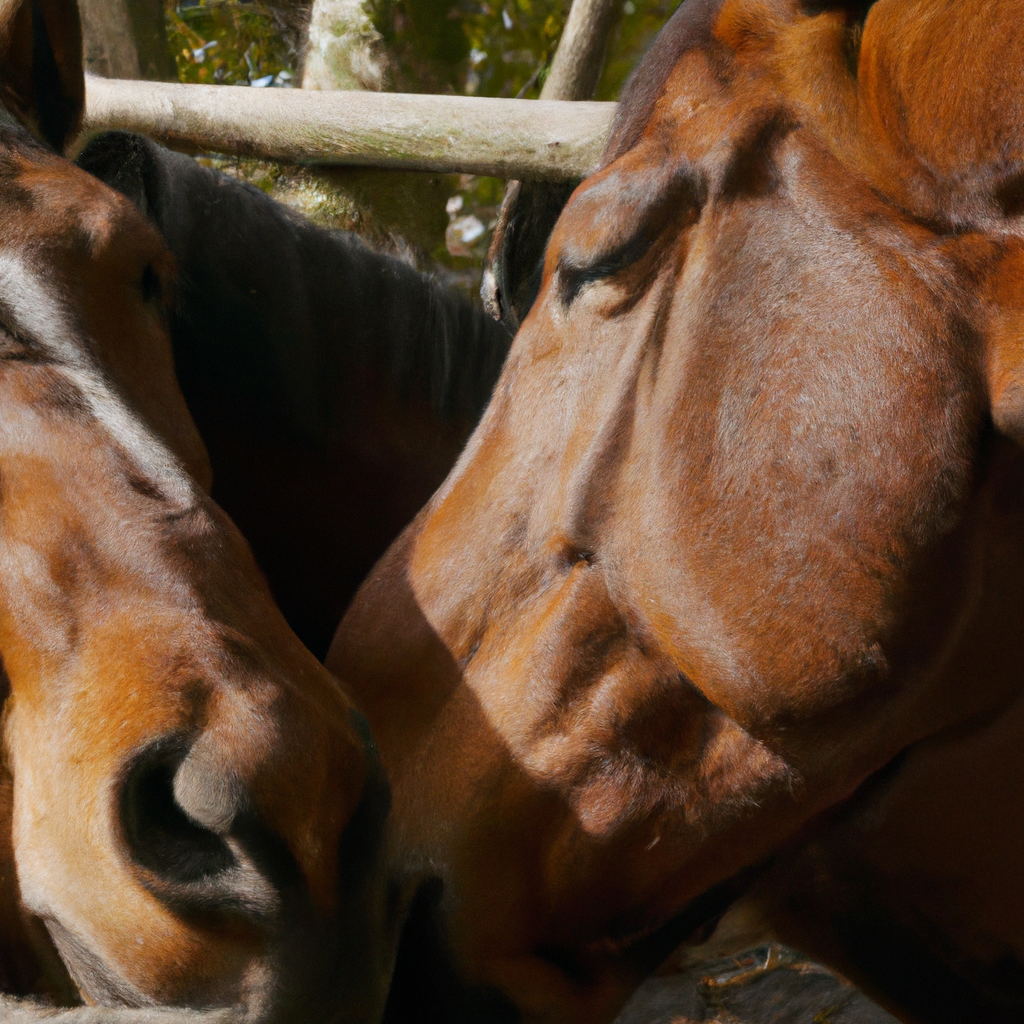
left=143, top=146, right=511, bottom=448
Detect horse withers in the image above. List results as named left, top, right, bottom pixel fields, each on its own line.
left=328, top=1, right=1024, bottom=1021
left=0, top=0, right=392, bottom=1018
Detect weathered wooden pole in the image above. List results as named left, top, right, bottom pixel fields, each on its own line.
left=80, top=77, right=616, bottom=181
left=540, top=0, right=624, bottom=102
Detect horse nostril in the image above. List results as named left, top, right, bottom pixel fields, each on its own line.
left=120, top=745, right=235, bottom=884
left=119, top=741, right=284, bottom=925
left=119, top=741, right=282, bottom=924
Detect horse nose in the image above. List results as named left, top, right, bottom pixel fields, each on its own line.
left=119, top=737, right=289, bottom=924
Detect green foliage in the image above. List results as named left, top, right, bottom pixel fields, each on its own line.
left=370, top=0, right=472, bottom=93
left=164, top=0, right=674, bottom=99
left=368, top=0, right=676, bottom=101
left=160, top=0, right=678, bottom=287
left=596, top=0, right=679, bottom=100
left=165, top=0, right=300, bottom=86
left=368, top=0, right=568, bottom=97
left=460, top=0, right=569, bottom=97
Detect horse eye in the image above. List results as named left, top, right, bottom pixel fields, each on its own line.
left=557, top=231, right=655, bottom=306
left=139, top=264, right=162, bottom=305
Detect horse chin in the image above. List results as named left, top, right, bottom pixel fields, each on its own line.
left=34, top=863, right=395, bottom=1024
left=669, top=868, right=769, bottom=952
left=41, top=916, right=168, bottom=1009
left=669, top=896, right=776, bottom=972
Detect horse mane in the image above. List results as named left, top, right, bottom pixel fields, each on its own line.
left=77, top=131, right=512, bottom=446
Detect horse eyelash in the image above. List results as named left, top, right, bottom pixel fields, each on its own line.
left=557, top=231, right=657, bottom=307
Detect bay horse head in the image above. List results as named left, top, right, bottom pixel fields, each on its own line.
left=0, top=0, right=392, bottom=1016
left=330, top=0, right=1024, bottom=1020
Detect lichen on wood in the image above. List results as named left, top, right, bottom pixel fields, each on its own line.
left=80, top=78, right=616, bottom=180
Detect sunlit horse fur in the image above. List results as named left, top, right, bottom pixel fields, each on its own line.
left=0, top=0, right=394, bottom=1018
left=330, top=1, right=1024, bottom=1022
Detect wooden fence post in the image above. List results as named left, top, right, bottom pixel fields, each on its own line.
left=540, top=0, right=624, bottom=103
left=79, top=0, right=177, bottom=81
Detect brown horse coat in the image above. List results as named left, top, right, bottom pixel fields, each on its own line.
left=0, top=0, right=394, bottom=1018
left=329, top=1, right=1024, bottom=1022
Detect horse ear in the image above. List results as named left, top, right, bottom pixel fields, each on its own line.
left=76, top=130, right=162, bottom=219
left=481, top=178, right=578, bottom=334
left=0, top=0, right=83, bottom=152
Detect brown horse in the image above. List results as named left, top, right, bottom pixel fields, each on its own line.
left=0, top=0, right=393, bottom=1018
left=328, top=0, right=1024, bottom=1021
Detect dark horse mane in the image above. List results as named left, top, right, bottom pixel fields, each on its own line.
left=77, top=131, right=510, bottom=444
left=78, top=131, right=512, bottom=657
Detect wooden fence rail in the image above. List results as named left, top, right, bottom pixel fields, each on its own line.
left=81, top=77, right=618, bottom=180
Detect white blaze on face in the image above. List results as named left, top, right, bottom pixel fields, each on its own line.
left=0, top=238, right=207, bottom=1005
left=0, top=248, right=196, bottom=508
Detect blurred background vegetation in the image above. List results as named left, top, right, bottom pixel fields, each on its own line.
left=166, top=1, right=303, bottom=85
left=163, top=0, right=672, bottom=100
left=151, top=0, right=676, bottom=288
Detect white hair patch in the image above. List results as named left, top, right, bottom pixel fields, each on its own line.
left=0, top=250, right=196, bottom=508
